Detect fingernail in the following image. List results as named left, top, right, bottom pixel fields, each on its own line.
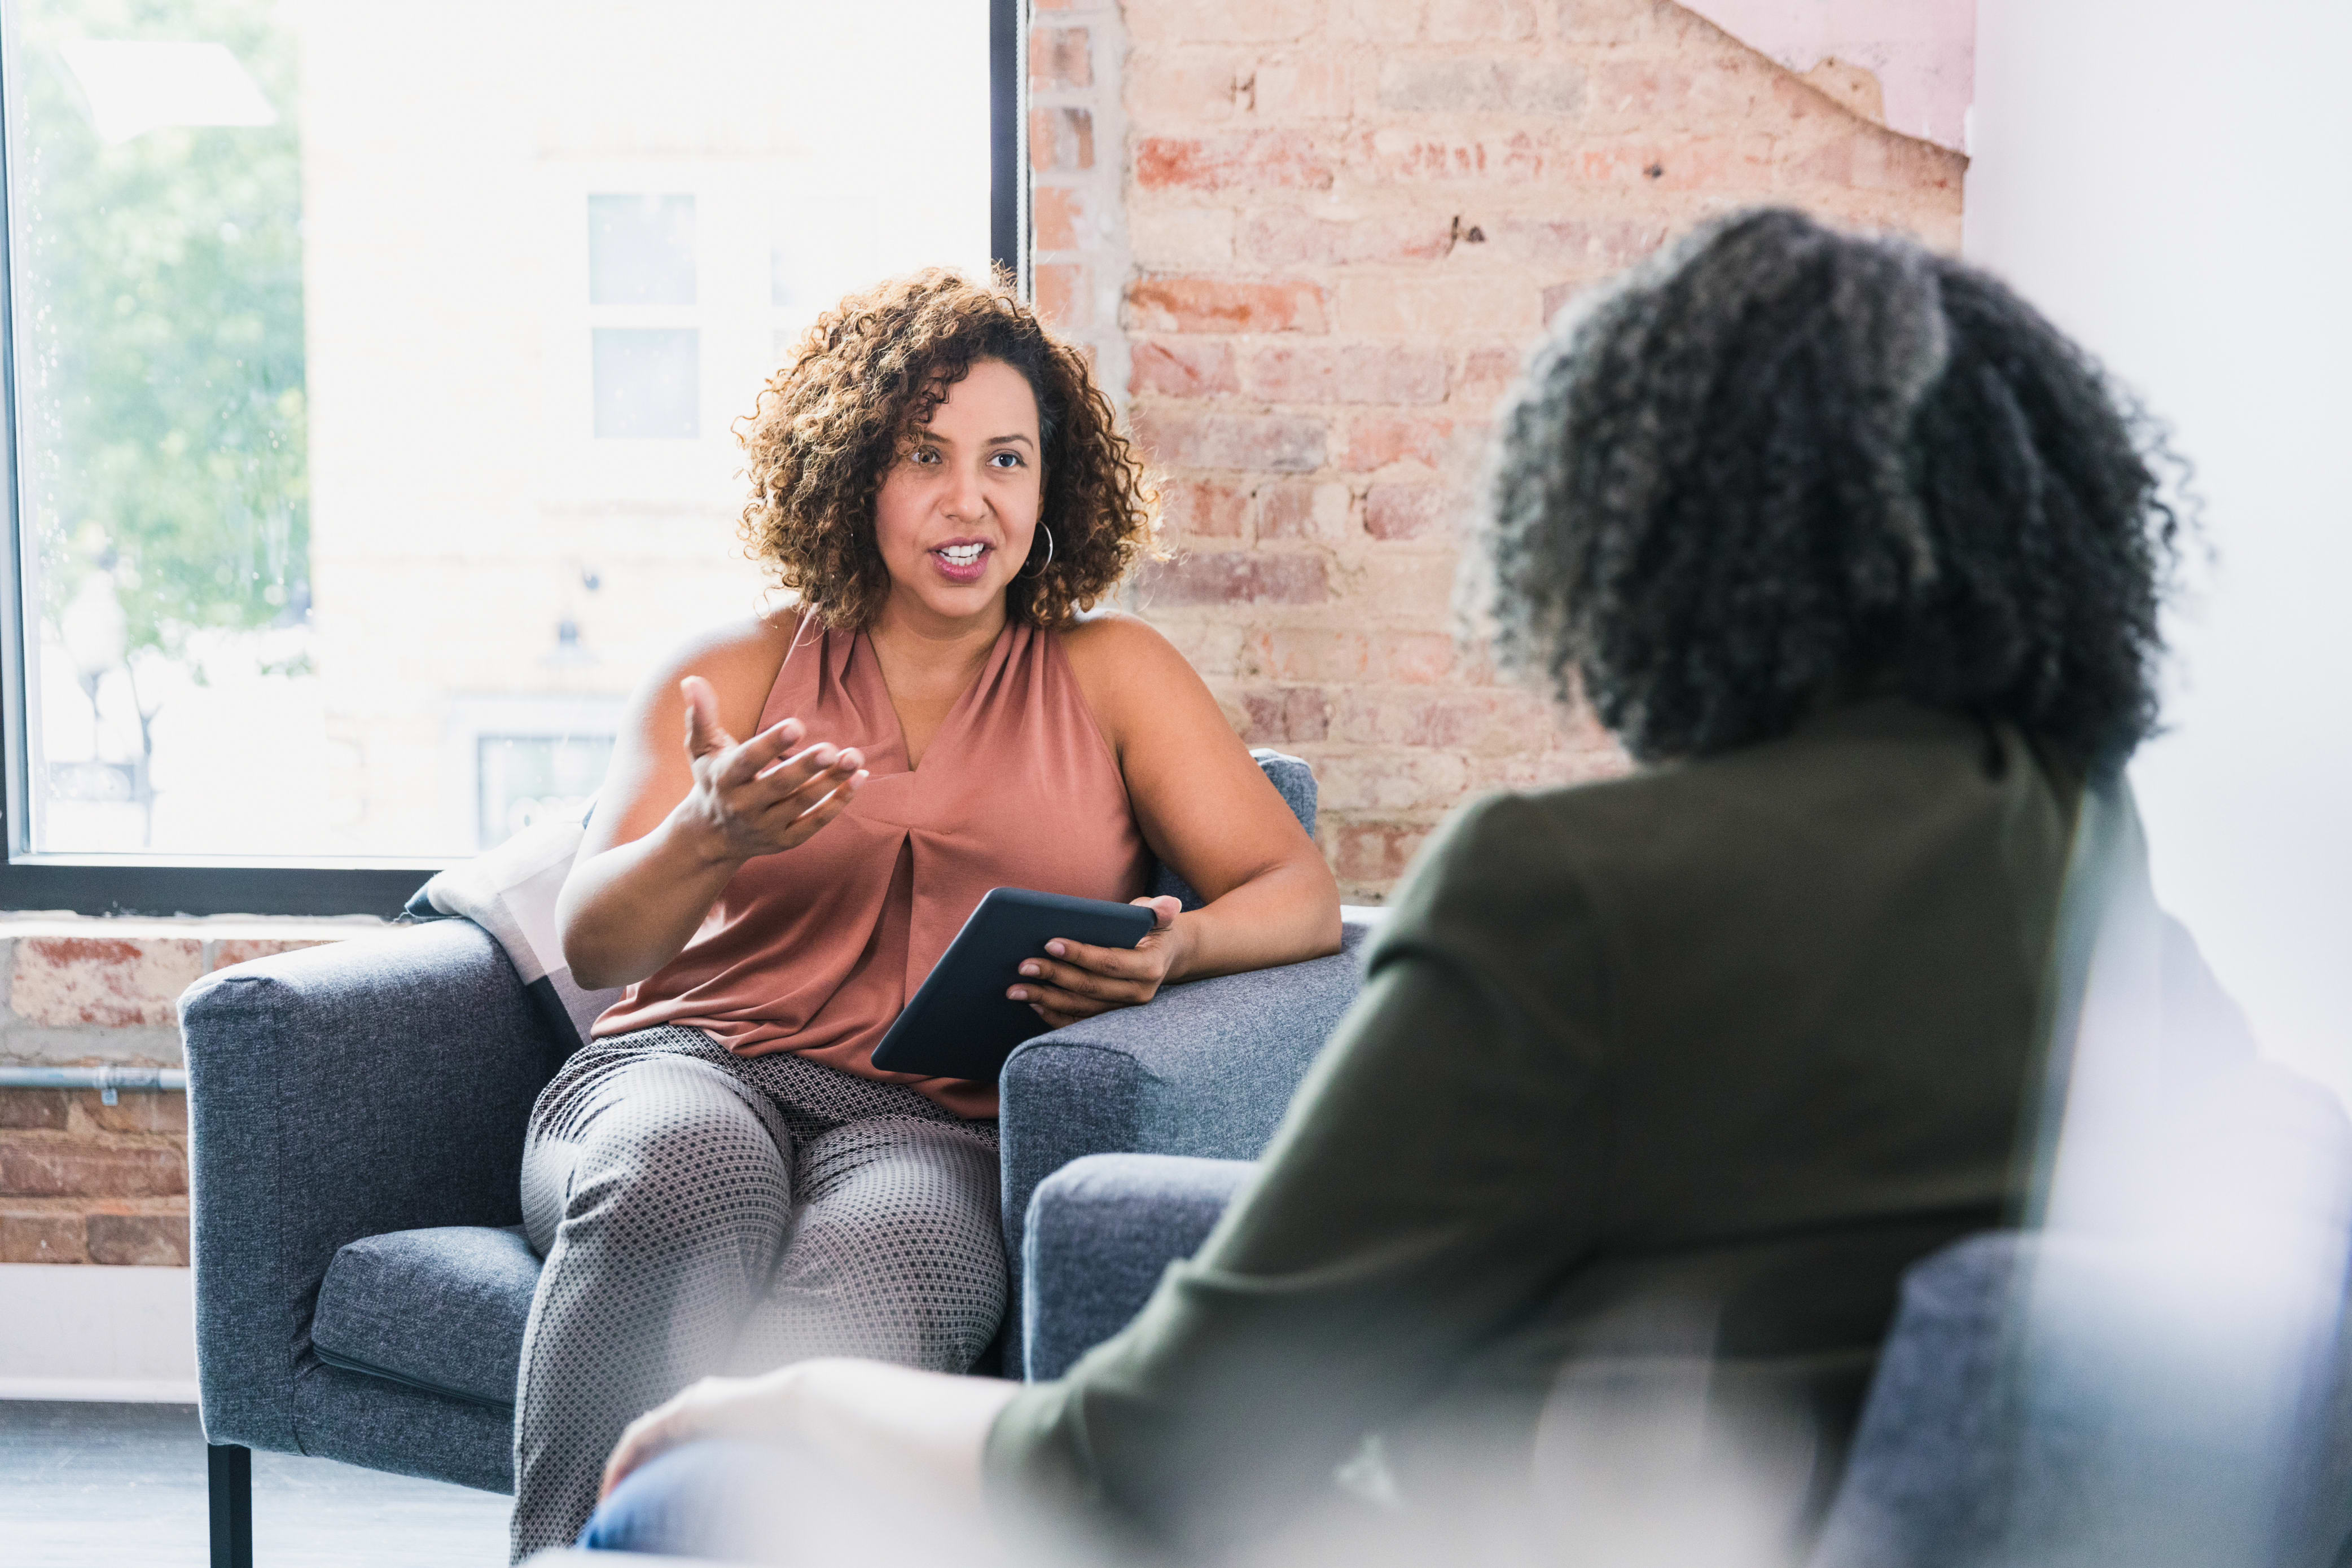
left=1008, top=987, right=1026, bottom=1002
left=813, top=745, right=837, bottom=765
left=1046, top=941, right=1065, bottom=957
left=1020, top=963, right=1039, bottom=977
left=853, top=769, right=869, bottom=783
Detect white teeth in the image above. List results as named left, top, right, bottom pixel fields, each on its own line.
left=938, top=543, right=985, bottom=564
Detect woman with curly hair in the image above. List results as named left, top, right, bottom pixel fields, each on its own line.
left=578, top=210, right=2186, bottom=1565
left=507, top=271, right=1341, bottom=1556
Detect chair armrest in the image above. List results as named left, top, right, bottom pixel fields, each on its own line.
left=1024, top=1153, right=1255, bottom=1381
left=180, top=917, right=560, bottom=1454
left=996, top=915, right=1375, bottom=1374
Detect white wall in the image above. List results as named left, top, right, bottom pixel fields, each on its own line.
left=1965, top=0, right=2352, bottom=1099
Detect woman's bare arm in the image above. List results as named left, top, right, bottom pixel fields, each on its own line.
left=1013, top=615, right=1341, bottom=1024
left=556, top=616, right=867, bottom=991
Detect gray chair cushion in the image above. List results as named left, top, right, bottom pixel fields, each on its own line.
left=311, top=1224, right=541, bottom=1410
left=1024, top=1152, right=1254, bottom=1381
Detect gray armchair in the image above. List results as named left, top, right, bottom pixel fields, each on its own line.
left=179, top=752, right=1362, bottom=1567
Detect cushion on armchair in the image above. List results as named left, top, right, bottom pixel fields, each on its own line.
left=310, top=1225, right=542, bottom=1409
left=1023, top=1153, right=1256, bottom=1380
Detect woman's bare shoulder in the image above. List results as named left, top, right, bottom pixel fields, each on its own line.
left=1059, top=610, right=1203, bottom=691
left=632, top=606, right=809, bottom=735
left=1058, top=610, right=1218, bottom=741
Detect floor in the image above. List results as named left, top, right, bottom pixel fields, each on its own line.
left=0, top=1401, right=512, bottom=1567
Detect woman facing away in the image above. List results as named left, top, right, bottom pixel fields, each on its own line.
left=509, top=273, right=1342, bottom=1556
left=578, top=208, right=2185, bottom=1566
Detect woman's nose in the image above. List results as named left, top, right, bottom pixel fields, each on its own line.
left=942, top=460, right=987, bottom=521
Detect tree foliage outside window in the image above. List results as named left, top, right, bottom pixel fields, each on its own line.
left=14, top=0, right=310, bottom=666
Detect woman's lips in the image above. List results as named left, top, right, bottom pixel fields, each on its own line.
left=931, top=544, right=991, bottom=584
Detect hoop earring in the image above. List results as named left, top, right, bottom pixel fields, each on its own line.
left=1021, top=523, right=1055, bottom=579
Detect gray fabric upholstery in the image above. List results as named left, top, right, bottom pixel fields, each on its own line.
left=1808, top=1232, right=2024, bottom=1568
left=181, top=918, right=559, bottom=1487
left=1149, top=749, right=1317, bottom=911
left=1814, top=1231, right=2352, bottom=1568
left=294, top=1359, right=519, bottom=1495
left=312, top=1224, right=541, bottom=1409
left=998, top=917, right=1374, bottom=1377
left=1023, top=1153, right=1254, bottom=1381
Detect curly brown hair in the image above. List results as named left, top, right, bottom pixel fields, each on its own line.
left=736, top=270, right=1156, bottom=629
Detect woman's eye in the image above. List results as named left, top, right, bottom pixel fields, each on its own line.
left=988, top=450, right=1023, bottom=469
left=909, top=446, right=940, bottom=465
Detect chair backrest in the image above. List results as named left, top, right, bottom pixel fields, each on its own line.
left=1812, top=1229, right=2352, bottom=1568
left=1148, top=749, right=1317, bottom=911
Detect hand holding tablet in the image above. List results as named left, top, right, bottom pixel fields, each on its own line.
left=870, top=888, right=1166, bottom=1082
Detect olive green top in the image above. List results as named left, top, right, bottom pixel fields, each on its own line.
left=985, top=699, right=2079, bottom=1555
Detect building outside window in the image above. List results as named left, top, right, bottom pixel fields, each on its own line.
left=1, top=0, right=1004, bottom=888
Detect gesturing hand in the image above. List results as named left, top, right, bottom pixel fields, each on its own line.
left=675, top=675, right=866, bottom=863
left=1006, top=895, right=1188, bottom=1028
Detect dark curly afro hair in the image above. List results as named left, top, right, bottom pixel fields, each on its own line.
left=738, top=270, right=1157, bottom=628
left=1476, top=207, right=2182, bottom=772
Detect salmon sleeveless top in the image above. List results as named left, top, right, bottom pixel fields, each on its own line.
left=591, top=617, right=1152, bottom=1119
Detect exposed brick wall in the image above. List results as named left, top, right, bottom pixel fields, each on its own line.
left=0, top=923, right=354, bottom=1266
left=1085, top=0, right=1964, bottom=898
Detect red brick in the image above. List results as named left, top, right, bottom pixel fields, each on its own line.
left=1334, top=688, right=1551, bottom=750
left=1158, top=479, right=1250, bottom=539
left=1238, top=209, right=1452, bottom=268
left=1135, top=131, right=1335, bottom=194
left=1242, top=344, right=1447, bottom=406
left=1127, top=0, right=1321, bottom=47
left=87, top=1210, right=190, bottom=1267
left=1789, top=128, right=1964, bottom=195
left=1030, top=107, right=1095, bottom=172
left=1425, top=0, right=1538, bottom=41
left=1354, top=128, right=1545, bottom=183
left=1377, top=60, right=1582, bottom=114
left=1131, top=408, right=1326, bottom=472
left=1456, top=346, right=1522, bottom=393
left=1257, top=482, right=1349, bottom=542
left=1379, top=632, right=1459, bottom=684
left=1330, top=820, right=1434, bottom=885
left=1319, top=751, right=1472, bottom=812
left=1585, top=60, right=1782, bottom=126
left=1140, top=552, right=1330, bottom=608
left=0, top=1210, right=84, bottom=1263
left=1345, top=414, right=1456, bottom=472
left=1251, top=628, right=1371, bottom=682
left=1239, top=686, right=1332, bottom=744
left=1487, top=216, right=1669, bottom=270
left=82, top=1091, right=187, bottom=1135
left=1567, top=137, right=1774, bottom=192
left=1033, top=185, right=1086, bottom=252
left=209, top=937, right=335, bottom=970
left=1130, top=337, right=1240, bottom=398
left=0, top=1090, right=69, bottom=1131
left=0, top=1140, right=186, bottom=1198
left=1365, top=485, right=1453, bottom=541
left=1129, top=275, right=1329, bottom=334
left=12, top=936, right=204, bottom=1028
left=1030, top=25, right=1092, bottom=90
left=1034, top=262, right=1090, bottom=331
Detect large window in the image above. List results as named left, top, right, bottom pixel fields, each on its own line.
left=0, top=0, right=1021, bottom=912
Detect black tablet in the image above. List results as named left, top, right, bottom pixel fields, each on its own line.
left=870, top=887, right=1157, bottom=1082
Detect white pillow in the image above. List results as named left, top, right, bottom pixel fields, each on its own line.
left=405, top=811, right=623, bottom=1055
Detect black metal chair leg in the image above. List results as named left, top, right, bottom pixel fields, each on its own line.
left=208, top=1443, right=253, bottom=1568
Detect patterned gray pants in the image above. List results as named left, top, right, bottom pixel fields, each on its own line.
left=509, top=1025, right=1003, bottom=1560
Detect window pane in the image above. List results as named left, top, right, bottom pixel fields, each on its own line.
left=593, top=328, right=700, bottom=438
left=6, top=0, right=995, bottom=860
left=589, top=194, right=696, bottom=306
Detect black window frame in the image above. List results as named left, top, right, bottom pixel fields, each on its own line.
left=0, top=0, right=1028, bottom=917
